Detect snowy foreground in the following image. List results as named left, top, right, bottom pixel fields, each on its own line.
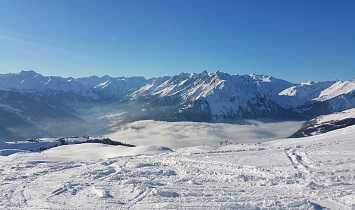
left=1, top=127, right=355, bottom=209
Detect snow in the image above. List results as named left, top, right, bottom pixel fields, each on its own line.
left=2, top=70, right=355, bottom=208
left=3, top=144, right=172, bottom=163
left=277, top=81, right=336, bottom=108
left=1, top=123, right=355, bottom=209
left=0, top=71, right=148, bottom=98
left=277, top=80, right=355, bottom=110
left=312, top=108, right=355, bottom=124
left=316, top=81, right=355, bottom=102
left=128, top=72, right=295, bottom=120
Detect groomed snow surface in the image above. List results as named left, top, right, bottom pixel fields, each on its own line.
left=1, top=124, right=355, bottom=209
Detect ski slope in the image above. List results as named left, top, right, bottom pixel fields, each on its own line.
left=1, top=125, right=355, bottom=209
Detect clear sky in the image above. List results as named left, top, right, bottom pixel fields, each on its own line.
left=0, top=0, right=354, bottom=83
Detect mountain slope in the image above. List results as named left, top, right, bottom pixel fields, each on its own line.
left=290, top=108, right=355, bottom=137
left=0, top=89, right=84, bottom=141
left=0, top=70, right=148, bottom=100
left=277, top=80, right=355, bottom=116
left=129, top=71, right=297, bottom=121
left=0, top=70, right=355, bottom=139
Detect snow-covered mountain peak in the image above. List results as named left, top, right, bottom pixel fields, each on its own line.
left=278, top=86, right=297, bottom=96
left=300, top=80, right=315, bottom=86
left=249, top=74, right=272, bottom=82
left=276, top=79, right=355, bottom=114
left=279, top=81, right=333, bottom=96
left=315, top=80, right=355, bottom=102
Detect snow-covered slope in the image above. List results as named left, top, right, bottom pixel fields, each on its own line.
left=1, top=124, right=355, bottom=209
left=129, top=71, right=295, bottom=121
left=277, top=81, right=336, bottom=108
left=128, top=71, right=355, bottom=122
left=312, top=107, right=355, bottom=123
left=316, top=80, right=355, bottom=102
left=290, top=108, right=355, bottom=137
left=278, top=80, right=355, bottom=115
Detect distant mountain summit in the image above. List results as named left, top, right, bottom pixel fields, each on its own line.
left=0, top=70, right=354, bottom=140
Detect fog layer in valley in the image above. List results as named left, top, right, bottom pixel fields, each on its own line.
left=107, top=120, right=304, bottom=148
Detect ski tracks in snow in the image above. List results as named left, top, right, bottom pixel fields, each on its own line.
left=1, top=139, right=355, bottom=209
left=284, top=142, right=355, bottom=209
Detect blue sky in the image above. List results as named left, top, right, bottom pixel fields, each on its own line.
left=0, top=0, right=354, bottom=83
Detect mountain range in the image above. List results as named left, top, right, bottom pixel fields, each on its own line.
left=1, top=70, right=354, bottom=140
